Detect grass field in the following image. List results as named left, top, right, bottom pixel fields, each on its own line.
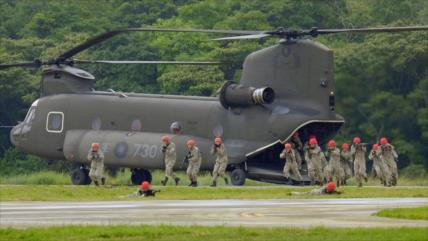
left=1, top=225, right=427, bottom=241
left=1, top=170, right=428, bottom=186
left=0, top=184, right=427, bottom=201
left=375, top=206, right=428, bottom=220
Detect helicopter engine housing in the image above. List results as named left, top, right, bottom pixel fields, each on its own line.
left=219, top=81, right=275, bottom=109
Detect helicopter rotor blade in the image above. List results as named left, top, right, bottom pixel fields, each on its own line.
left=59, top=28, right=263, bottom=60
left=213, top=33, right=271, bottom=40
left=311, top=26, right=428, bottom=36
left=74, top=59, right=221, bottom=65
left=0, top=59, right=45, bottom=70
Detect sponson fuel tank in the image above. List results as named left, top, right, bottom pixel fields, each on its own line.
left=63, top=130, right=217, bottom=169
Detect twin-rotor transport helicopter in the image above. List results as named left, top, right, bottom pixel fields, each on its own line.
left=1, top=26, right=427, bottom=185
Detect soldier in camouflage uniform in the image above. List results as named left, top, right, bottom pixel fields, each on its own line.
left=87, top=143, right=105, bottom=186
left=351, top=137, right=367, bottom=187
left=160, top=135, right=180, bottom=186
left=324, top=140, right=345, bottom=186
left=185, top=139, right=202, bottom=187
left=379, top=137, right=399, bottom=186
left=290, top=131, right=303, bottom=168
left=210, top=137, right=229, bottom=187
left=305, top=138, right=325, bottom=185
left=340, top=143, right=353, bottom=185
left=280, top=143, right=303, bottom=181
left=368, top=144, right=391, bottom=187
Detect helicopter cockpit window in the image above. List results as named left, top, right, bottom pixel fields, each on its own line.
left=46, top=112, right=64, bottom=133
left=170, top=121, right=182, bottom=134
left=24, top=108, right=36, bottom=124
left=131, top=119, right=142, bottom=132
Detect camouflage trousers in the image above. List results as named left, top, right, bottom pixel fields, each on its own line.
left=308, top=161, right=324, bottom=184
left=385, top=158, right=398, bottom=185
left=324, top=164, right=345, bottom=184
left=164, top=161, right=177, bottom=179
left=212, top=161, right=227, bottom=182
left=372, top=160, right=391, bottom=185
left=187, top=161, right=201, bottom=182
left=354, top=158, right=367, bottom=185
left=283, top=161, right=302, bottom=180
left=89, top=161, right=104, bottom=183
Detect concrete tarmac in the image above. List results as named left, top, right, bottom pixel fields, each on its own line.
left=1, top=198, right=427, bottom=227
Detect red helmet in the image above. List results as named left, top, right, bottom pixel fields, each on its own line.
left=380, top=137, right=388, bottom=145
left=308, top=135, right=316, bottom=141
left=353, top=137, right=361, bottom=144
left=140, top=181, right=150, bottom=191
left=341, top=143, right=349, bottom=150
left=372, top=144, right=379, bottom=151
left=214, top=137, right=222, bottom=145
left=309, top=138, right=317, bottom=145
left=326, top=181, right=336, bottom=192
left=91, top=143, right=100, bottom=151
left=187, top=139, right=195, bottom=146
left=284, top=143, right=292, bottom=150
left=328, top=140, right=336, bottom=148
left=161, top=135, right=170, bottom=143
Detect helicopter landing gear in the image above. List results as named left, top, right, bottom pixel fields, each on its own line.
left=71, top=167, right=91, bottom=185
left=230, top=168, right=246, bottom=186
left=131, top=168, right=152, bottom=185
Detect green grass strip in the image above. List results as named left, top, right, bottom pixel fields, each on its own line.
left=375, top=206, right=428, bottom=220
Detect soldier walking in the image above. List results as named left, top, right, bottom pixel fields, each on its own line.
left=160, top=135, right=180, bottom=186
left=351, top=137, right=367, bottom=187
left=324, top=140, right=345, bottom=186
left=290, top=131, right=303, bottom=168
left=368, top=144, right=391, bottom=186
left=305, top=138, right=325, bottom=186
left=87, top=143, right=105, bottom=186
left=340, top=143, right=353, bottom=184
left=280, top=143, right=303, bottom=181
left=379, top=137, right=399, bottom=186
left=185, top=139, right=202, bottom=187
left=210, top=137, right=229, bottom=187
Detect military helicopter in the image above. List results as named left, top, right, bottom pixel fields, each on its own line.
left=2, top=26, right=427, bottom=186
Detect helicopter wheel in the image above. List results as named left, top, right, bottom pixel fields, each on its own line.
left=230, top=168, right=246, bottom=186
left=71, top=168, right=91, bottom=185
left=131, top=168, right=152, bottom=185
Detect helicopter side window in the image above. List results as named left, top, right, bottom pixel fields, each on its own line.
left=46, top=112, right=64, bottom=133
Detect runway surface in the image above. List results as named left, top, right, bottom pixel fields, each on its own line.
left=1, top=198, right=427, bottom=227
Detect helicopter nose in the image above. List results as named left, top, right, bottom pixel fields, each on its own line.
left=10, top=125, right=21, bottom=147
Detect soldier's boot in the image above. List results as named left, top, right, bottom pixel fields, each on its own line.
left=364, top=176, right=368, bottom=182
left=191, top=181, right=198, bottom=187
left=358, top=182, right=362, bottom=188
left=188, top=180, right=193, bottom=187
left=174, top=177, right=180, bottom=186
left=101, top=177, right=106, bottom=185
left=224, top=177, right=229, bottom=185
left=392, top=178, right=397, bottom=186
left=94, top=180, right=99, bottom=186
left=210, top=181, right=217, bottom=187
left=161, top=177, right=168, bottom=186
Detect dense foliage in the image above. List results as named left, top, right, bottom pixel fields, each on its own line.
left=0, top=0, right=427, bottom=175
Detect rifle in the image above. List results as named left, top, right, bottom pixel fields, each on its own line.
left=180, top=152, right=192, bottom=169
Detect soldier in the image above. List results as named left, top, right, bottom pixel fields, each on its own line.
left=351, top=137, right=367, bottom=187
left=210, top=137, right=229, bottom=187
left=160, top=135, right=180, bottom=186
left=379, top=137, right=399, bottom=186
left=340, top=143, right=353, bottom=184
left=324, top=140, right=345, bottom=186
left=304, top=138, right=325, bottom=186
left=280, top=143, right=303, bottom=181
left=185, top=139, right=202, bottom=187
left=290, top=131, right=303, bottom=168
left=289, top=181, right=342, bottom=195
left=368, top=144, right=391, bottom=186
left=87, top=142, right=104, bottom=186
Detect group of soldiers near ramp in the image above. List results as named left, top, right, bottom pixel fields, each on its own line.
left=280, top=132, right=399, bottom=187
left=86, top=132, right=399, bottom=188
